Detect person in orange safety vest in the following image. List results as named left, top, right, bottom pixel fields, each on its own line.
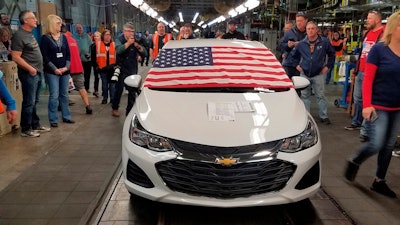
left=150, top=22, right=173, bottom=62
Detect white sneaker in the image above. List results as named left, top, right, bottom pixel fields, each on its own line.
left=392, top=150, right=400, bottom=157
left=21, top=130, right=40, bottom=137
left=33, top=126, right=51, bottom=133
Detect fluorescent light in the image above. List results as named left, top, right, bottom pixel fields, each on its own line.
left=179, top=12, right=183, bottom=22
left=235, top=5, right=247, bottom=14
left=130, top=0, right=143, bottom=8
left=228, top=9, right=238, bottom=17
left=173, top=28, right=179, bottom=33
left=202, top=24, right=207, bottom=28
left=197, top=21, right=204, bottom=26
left=139, top=2, right=149, bottom=12
left=244, top=0, right=260, bottom=10
left=207, top=15, right=225, bottom=26
left=192, top=12, right=199, bottom=23
left=193, top=28, right=199, bottom=33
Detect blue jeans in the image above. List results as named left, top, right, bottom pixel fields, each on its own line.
left=18, top=72, right=42, bottom=132
left=300, top=73, right=329, bottom=119
left=352, top=110, right=400, bottom=179
left=45, top=73, right=72, bottom=123
left=100, top=72, right=115, bottom=102
left=352, top=71, right=368, bottom=136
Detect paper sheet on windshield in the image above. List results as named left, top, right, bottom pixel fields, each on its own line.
left=207, top=102, right=254, bottom=121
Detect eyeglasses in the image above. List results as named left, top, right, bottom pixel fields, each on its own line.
left=26, top=17, right=37, bottom=20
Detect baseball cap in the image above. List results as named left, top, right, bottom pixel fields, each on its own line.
left=228, top=19, right=238, bottom=25
left=296, top=11, right=308, bottom=19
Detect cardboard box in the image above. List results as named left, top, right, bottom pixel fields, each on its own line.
left=0, top=61, right=22, bottom=137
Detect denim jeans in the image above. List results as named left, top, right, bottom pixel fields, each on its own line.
left=45, top=73, right=72, bottom=123
left=352, top=71, right=368, bottom=136
left=300, top=73, right=329, bottom=119
left=100, top=72, right=115, bottom=102
left=352, top=110, right=400, bottom=179
left=18, top=72, right=42, bottom=132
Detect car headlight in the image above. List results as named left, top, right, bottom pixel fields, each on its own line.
left=129, top=114, right=174, bottom=152
left=280, top=117, right=318, bottom=153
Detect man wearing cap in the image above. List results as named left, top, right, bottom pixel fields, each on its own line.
left=279, top=12, right=308, bottom=79
left=221, top=20, right=245, bottom=40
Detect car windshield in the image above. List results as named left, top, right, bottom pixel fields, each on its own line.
left=143, top=44, right=293, bottom=92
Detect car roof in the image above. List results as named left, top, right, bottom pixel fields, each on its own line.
left=144, top=39, right=293, bottom=90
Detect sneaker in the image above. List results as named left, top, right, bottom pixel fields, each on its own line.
left=360, top=135, right=369, bottom=142
left=392, top=150, right=400, bottom=157
left=112, top=109, right=120, bottom=117
left=101, top=99, right=107, bottom=104
left=320, top=118, right=331, bottom=125
left=86, top=105, right=93, bottom=115
left=93, top=92, right=99, bottom=98
left=344, top=124, right=361, bottom=130
left=69, top=100, right=75, bottom=106
left=344, top=160, right=359, bottom=181
left=370, top=180, right=397, bottom=198
left=33, top=126, right=51, bottom=133
left=21, top=130, right=40, bottom=137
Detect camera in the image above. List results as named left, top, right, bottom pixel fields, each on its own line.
left=111, top=66, right=120, bottom=82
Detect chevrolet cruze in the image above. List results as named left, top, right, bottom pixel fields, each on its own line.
left=122, top=39, right=321, bottom=207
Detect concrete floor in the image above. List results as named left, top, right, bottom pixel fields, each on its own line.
left=0, top=65, right=400, bottom=225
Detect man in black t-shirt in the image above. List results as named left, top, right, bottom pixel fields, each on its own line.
left=221, top=20, right=245, bottom=40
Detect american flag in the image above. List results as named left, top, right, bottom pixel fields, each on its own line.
left=143, top=46, right=293, bottom=89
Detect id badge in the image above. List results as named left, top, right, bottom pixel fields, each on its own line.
left=56, top=53, right=63, bottom=58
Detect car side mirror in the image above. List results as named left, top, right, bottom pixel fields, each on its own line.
left=292, top=76, right=310, bottom=90
left=124, top=75, right=142, bottom=89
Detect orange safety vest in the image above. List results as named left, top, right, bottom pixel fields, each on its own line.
left=96, top=41, right=116, bottom=69
left=331, top=39, right=344, bottom=57
left=152, top=33, right=173, bottom=59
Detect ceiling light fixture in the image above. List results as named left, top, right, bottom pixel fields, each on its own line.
left=130, top=0, right=143, bottom=8
left=235, top=5, right=247, bottom=14
left=228, top=9, right=238, bottom=17
left=244, top=0, right=260, bottom=10
left=179, top=12, right=184, bottom=22
left=197, top=21, right=204, bottom=26
left=192, top=12, right=199, bottom=23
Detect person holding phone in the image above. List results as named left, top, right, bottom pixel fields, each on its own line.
left=344, top=11, right=400, bottom=198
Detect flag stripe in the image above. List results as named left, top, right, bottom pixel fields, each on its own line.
left=144, top=45, right=293, bottom=89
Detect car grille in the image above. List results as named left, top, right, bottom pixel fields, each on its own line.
left=156, top=159, right=296, bottom=199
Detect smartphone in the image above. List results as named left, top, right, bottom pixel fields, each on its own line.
left=288, top=38, right=295, bottom=42
left=370, top=113, right=378, bottom=122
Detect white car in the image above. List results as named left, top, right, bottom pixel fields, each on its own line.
left=122, top=39, right=321, bottom=207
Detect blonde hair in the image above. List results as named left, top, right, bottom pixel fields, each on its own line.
left=381, top=11, right=400, bottom=45
left=45, top=14, right=62, bottom=35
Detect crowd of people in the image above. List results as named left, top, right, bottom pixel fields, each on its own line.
left=1, top=9, right=400, bottom=199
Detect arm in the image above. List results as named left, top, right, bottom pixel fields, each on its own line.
left=0, top=79, right=17, bottom=124
left=40, top=35, right=58, bottom=73
left=326, top=41, right=336, bottom=71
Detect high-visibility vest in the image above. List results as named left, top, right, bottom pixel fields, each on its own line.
left=96, top=41, right=116, bottom=69
left=151, top=33, right=173, bottom=59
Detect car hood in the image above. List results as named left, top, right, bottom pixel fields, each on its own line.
left=133, top=88, right=309, bottom=147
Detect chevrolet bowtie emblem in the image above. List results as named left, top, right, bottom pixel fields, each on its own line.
left=215, top=157, right=239, bottom=166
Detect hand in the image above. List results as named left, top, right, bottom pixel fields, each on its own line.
left=288, top=41, right=296, bottom=48
left=29, top=68, right=37, bottom=76
left=362, top=107, right=375, bottom=121
left=296, top=65, right=303, bottom=73
left=6, top=110, right=18, bottom=124
left=321, top=66, right=328, bottom=74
